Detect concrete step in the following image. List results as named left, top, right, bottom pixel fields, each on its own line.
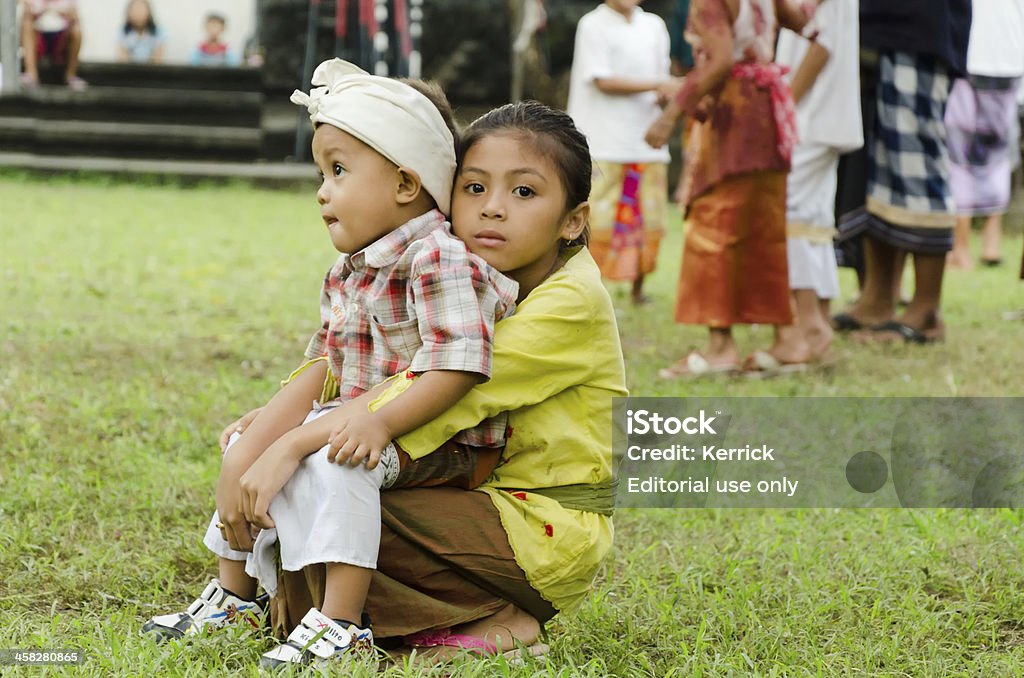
left=0, top=151, right=316, bottom=188
left=0, top=117, right=262, bottom=161
left=72, top=62, right=264, bottom=92
left=0, top=86, right=263, bottom=127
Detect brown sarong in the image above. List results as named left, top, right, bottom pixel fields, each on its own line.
left=270, top=487, right=557, bottom=640
left=674, top=171, right=792, bottom=326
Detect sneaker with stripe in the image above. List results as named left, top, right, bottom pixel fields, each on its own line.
left=141, top=578, right=268, bottom=642
left=260, top=607, right=373, bottom=670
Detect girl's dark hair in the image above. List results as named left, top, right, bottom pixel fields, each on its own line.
left=459, top=100, right=591, bottom=246
left=123, top=0, right=157, bottom=35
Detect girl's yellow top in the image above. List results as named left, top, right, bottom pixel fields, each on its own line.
left=370, top=247, right=628, bottom=611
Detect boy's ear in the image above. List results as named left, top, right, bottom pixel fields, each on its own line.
left=394, top=167, right=424, bottom=205
left=560, top=202, right=589, bottom=242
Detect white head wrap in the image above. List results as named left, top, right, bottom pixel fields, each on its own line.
left=290, top=59, right=456, bottom=214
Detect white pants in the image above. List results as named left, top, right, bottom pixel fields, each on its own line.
left=203, top=406, right=400, bottom=596
left=786, top=143, right=841, bottom=299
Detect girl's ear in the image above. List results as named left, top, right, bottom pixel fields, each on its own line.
left=394, top=167, right=423, bottom=205
left=560, top=202, right=589, bottom=242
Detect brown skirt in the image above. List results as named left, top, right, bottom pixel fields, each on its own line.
left=675, top=171, right=793, bottom=327
left=270, top=487, right=557, bottom=640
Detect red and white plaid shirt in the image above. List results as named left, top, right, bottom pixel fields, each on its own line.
left=305, top=209, right=518, bottom=447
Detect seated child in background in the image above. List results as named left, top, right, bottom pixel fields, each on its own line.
left=190, top=12, right=238, bottom=66
left=143, top=59, right=518, bottom=665
left=19, top=0, right=86, bottom=89
left=117, top=0, right=165, bottom=64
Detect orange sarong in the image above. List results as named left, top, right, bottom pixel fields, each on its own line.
left=675, top=171, right=793, bottom=327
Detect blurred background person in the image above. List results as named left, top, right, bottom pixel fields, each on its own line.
left=758, top=0, right=862, bottom=372
left=19, top=0, right=86, bottom=89
left=832, top=0, right=971, bottom=344
left=644, top=0, right=814, bottom=378
left=567, top=0, right=676, bottom=306
left=668, top=0, right=694, bottom=204
left=190, top=12, right=239, bottom=67
left=117, top=0, right=165, bottom=64
left=945, top=0, right=1024, bottom=270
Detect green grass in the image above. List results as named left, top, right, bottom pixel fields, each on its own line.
left=2, top=172, right=1024, bottom=676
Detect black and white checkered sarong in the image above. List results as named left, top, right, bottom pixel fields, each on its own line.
left=838, top=50, right=955, bottom=255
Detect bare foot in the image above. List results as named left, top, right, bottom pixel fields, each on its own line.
left=631, top=291, right=652, bottom=306
left=763, top=337, right=812, bottom=366
left=452, top=603, right=540, bottom=651
left=947, top=249, right=975, bottom=271
left=804, top=322, right=834, bottom=362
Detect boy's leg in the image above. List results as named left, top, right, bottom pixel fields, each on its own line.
left=65, top=22, right=83, bottom=83
left=796, top=288, right=833, bottom=361
left=322, top=564, right=372, bottom=623
left=981, top=213, right=1004, bottom=263
left=219, top=559, right=258, bottom=601
left=20, top=14, right=40, bottom=82
left=260, top=437, right=383, bottom=667
left=949, top=215, right=974, bottom=269
left=141, top=511, right=265, bottom=641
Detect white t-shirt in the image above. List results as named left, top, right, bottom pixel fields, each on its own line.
left=566, top=4, right=671, bottom=164
left=966, top=0, right=1024, bottom=77
left=775, top=0, right=862, bottom=153
left=28, top=0, right=74, bottom=32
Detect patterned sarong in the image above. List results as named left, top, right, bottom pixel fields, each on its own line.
left=946, top=75, right=1022, bottom=216
left=606, top=163, right=645, bottom=280
left=588, top=161, right=667, bottom=281
left=838, top=50, right=955, bottom=255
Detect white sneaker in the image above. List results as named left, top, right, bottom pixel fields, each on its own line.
left=260, top=607, right=373, bottom=669
left=141, top=578, right=267, bottom=642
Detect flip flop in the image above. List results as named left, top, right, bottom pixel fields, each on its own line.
left=980, top=257, right=1003, bottom=267
left=867, top=320, right=944, bottom=344
left=658, top=352, right=738, bottom=379
left=740, top=350, right=809, bottom=379
left=66, top=76, right=88, bottom=91
left=831, top=312, right=863, bottom=332
left=404, top=628, right=548, bottom=663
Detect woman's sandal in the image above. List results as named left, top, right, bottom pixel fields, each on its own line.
left=657, top=352, right=739, bottom=380
left=740, top=350, right=810, bottom=379
left=831, top=312, right=864, bottom=332
left=866, top=320, right=945, bottom=344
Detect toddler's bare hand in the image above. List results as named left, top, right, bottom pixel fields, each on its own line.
left=326, top=412, right=391, bottom=468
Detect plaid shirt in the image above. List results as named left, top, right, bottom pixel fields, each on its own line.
left=305, top=209, right=518, bottom=447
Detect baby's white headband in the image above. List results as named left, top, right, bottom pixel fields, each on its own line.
left=291, top=59, right=456, bottom=214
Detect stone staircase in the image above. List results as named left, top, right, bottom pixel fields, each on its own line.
left=0, top=62, right=300, bottom=165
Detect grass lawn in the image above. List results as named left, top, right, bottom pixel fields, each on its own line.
left=2, top=171, right=1024, bottom=676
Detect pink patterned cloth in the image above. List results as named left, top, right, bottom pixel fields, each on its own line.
left=730, top=61, right=798, bottom=163
left=403, top=628, right=498, bottom=655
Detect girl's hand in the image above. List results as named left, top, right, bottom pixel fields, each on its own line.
left=219, top=407, right=264, bottom=452
left=238, top=442, right=301, bottom=530
left=326, top=411, right=391, bottom=470
left=215, top=455, right=256, bottom=551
